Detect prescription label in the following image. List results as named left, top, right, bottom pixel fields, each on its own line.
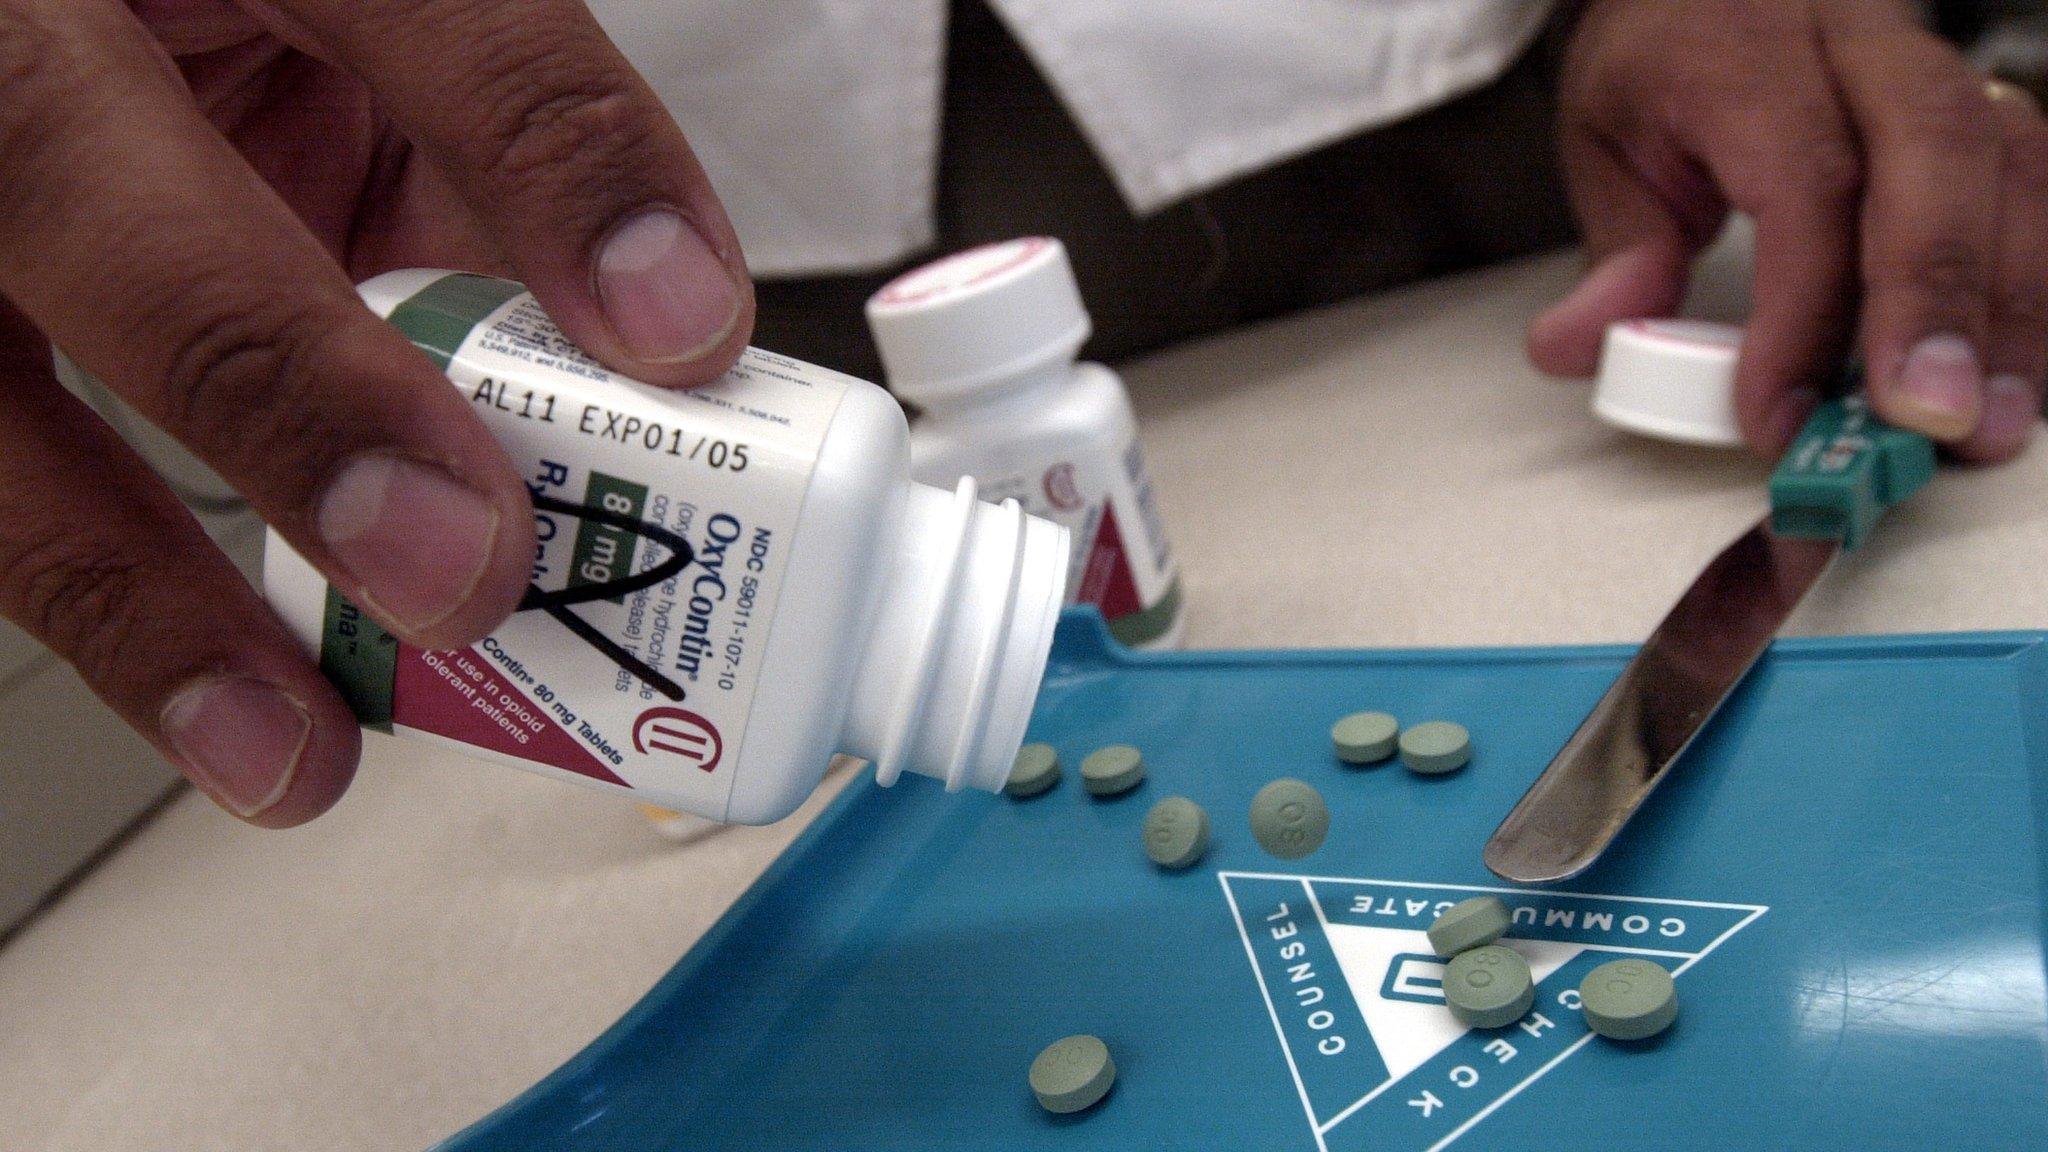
left=1220, top=873, right=1764, bottom=1152
left=976, top=436, right=1178, bottom=646
left=318, top=274, right=850, bottom=820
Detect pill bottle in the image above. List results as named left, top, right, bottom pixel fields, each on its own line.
left=264, top=270, right=1069, bottom=825
left=867, top=237, right=1184, bottom=649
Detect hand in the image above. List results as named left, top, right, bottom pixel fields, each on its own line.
left=1529, top=0, right=2045, bottom=462
left=0, top=1, right=754, bottom=825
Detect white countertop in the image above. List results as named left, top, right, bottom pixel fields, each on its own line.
left=4, top=233, right=2045, bottom=1151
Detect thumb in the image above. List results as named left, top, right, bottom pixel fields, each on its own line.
left=1528, top=130, right=1717, bottom=377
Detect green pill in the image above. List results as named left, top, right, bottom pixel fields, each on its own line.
left=1249, top=778, right=1329, bottom=860
left=1081, top=744, right=1146, bottom=796
left=1427, top=896, right=1512, bottom=959
left=1143, top=796, right=1210, bottom=869
left=1399, top=721, right=1471, bottom=775
left=1443, top=944, right=1534, bottom=1029
left=1580, top=958, right=1678, bottom=1040
left=1005, top=743, right=1061, bottom=798
left=1332, top=711, right=1399, bottom=764
left=1030, top=1034, right=1116, bottom=1114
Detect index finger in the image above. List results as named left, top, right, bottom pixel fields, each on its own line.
left=255, top=0, right=755, bottom=386
left=1665, top=11, right=1861, bottom=454
left=1822, top=3, right=2002, bottom=442
left=0, top=0, right=534, bottom=650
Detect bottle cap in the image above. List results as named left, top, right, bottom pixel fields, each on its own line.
left=1592, top=319, right=1745, bottom=448
left=866, top=237, right=1090, bottom=406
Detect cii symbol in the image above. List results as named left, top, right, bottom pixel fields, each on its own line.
left=632, top=707, right=724, bottom=772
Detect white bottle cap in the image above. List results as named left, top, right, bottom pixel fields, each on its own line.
left=1592, top=319, right=1746, bottom=448
left=866, top=237, right=1091, bottom=406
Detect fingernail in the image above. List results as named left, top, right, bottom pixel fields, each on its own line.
left=1889, top=332, right=1984, bottom=440
left=597, top=210, right=741, bottom=364
left=318, top=454, right=500, bottom=635
left=161, top=676, right=311, bottom=819
left=1970, top=373, right=2040, bottom=457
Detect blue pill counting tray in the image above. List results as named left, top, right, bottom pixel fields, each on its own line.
left=441, top=611, right=2048, bottom=1152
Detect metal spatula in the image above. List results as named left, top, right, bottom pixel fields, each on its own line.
left=1483, top=396, right=1936, bottom=883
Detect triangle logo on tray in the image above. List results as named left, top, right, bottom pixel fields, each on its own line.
left=1219, top=872, right=1765, bottom=1152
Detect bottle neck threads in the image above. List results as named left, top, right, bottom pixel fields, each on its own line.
left=844, top=478, right=1069, bottom=792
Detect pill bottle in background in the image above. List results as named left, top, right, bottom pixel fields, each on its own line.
left=264, top=270, right=1069, bottom=825
left=867, top=238, right=1184, bottom=650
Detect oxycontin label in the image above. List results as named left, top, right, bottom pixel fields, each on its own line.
left=975, top=432, right=1179, bottom=646
left=321, top=275, right=849, bottom=819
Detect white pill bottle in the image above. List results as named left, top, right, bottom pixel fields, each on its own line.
left=868, top=238, right=1184, bottom=649
left=264, top=270, right=1069, bottom=824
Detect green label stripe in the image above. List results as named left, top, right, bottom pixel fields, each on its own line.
left=568, top=470, right=650, bottom=604
left=384, top=273, right=527, bottom=369
left=320, top=588, right=397, bottom=732
left=325, top=273, right=518, bottom=729
left=1108, top=576, right=1183, bottom=648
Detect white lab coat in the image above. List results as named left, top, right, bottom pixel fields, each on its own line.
left=587, top=0, right=1556, bottom=276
